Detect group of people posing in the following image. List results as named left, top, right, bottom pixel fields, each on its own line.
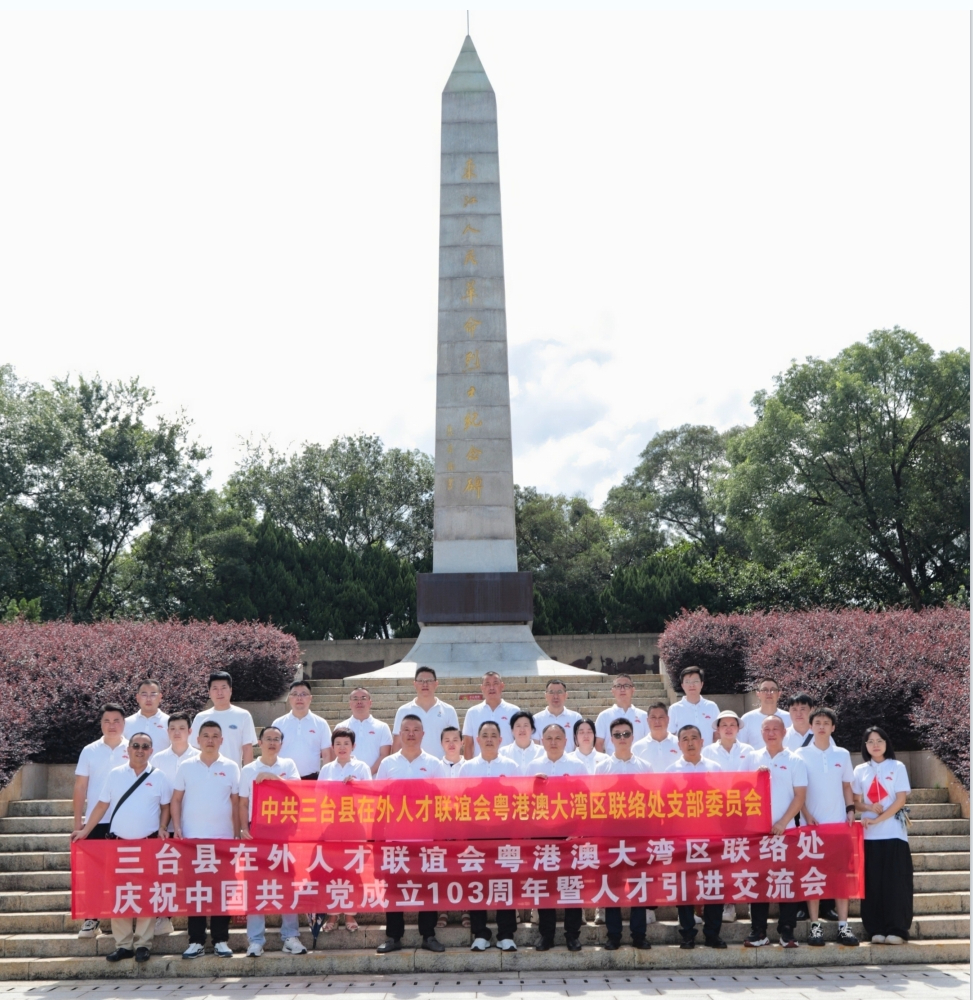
left=70, top=665, right=914, bottom=962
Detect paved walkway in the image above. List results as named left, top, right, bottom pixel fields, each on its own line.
left=0, top=966, right=967, bottom=1000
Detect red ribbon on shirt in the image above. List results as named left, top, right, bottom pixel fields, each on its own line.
left=247, top=773, right=771, bottom=841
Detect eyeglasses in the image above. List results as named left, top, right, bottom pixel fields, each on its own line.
left=758, top=687, right=779, bottom=694
left=611, top=731, right=633, bottom=740
left=416, top=679, right=436, bottom=685
left=612, top=683, right=634, bottom=690
left=129, top=743, right=152, bottom=751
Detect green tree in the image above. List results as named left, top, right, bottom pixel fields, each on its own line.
left=726, top=329, right=969, bottom=610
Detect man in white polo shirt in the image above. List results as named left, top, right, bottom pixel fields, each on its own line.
left=738, top=677, right=790, bottom=750
left=337, top=687, right=392, bottom=775
left=595, top=675, right=649, bottom=753
left=633, top=702, right=681, bottom=772
left=272, top=679, right=332, bottom=779
left=461, top=671, right=519, bottom=759
left=375, top=716, right=446, bottom=954
left=123, top=678, right=170, bottom=753
left=238, top=726, right=305, bottom=957
left=531, top=680, right=582, bottom=752
left=190, top=671, right=257, bottom=767
left=392, top=666, right=459, bottom=758
left=667, top=667, right=719, bottom=740
left=171, top=720, right=240, bottom=959
left=71, top=730, right=170, bottom=964
left=73, top=703, right=129, bottom=940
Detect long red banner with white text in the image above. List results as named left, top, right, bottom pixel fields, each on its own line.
left=250, top=773, right=771, bottom=840
left=71, top=825, right=864, bottom=918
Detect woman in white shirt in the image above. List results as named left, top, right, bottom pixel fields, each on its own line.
left=566, top=719, right=608, bottom=774
left=851, top=726, right=913, bottom=945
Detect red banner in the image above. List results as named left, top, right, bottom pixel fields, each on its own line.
left=71, top=825, right=863, bottom=918
left=250, top=773, right=771, bottom=841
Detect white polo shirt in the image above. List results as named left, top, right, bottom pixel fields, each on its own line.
left=98, top=763, right=172, bottom=840
left=633, top=733, right=681, bottom=772
left=532, top=708, right=583, bottom=751
left=566, top=748, right=609, bottom=775
left=190, top=705, right=257, bottom=767
left=746, top=748, right=808, bottom=826
left=173, top=754, right=240, bottom=839
left=240, top=756, right=301, bottom=818
left=337, top=715, right=392, bottom=769
left=318, top=758, right=373, bottom=783
left=796, top=742, right=854, bottom=825
left=596, top=754, right=653, bottom=775
left=738, top=709, right=790, bottom=750
left=442, top=758, right=465, bottom=777
left=271, top=711, right=332, bottom=776
left=75, top=738, right=130, bottom=816
left=499, top=741, right=546, bottom=770
left=458, top=754, right=522, bottom=778
left=150, top=746, right=199, bottom=787
left=852, top=759, right=911, bottom=842
left=393, top=699, right=459, bottom=757
left=377, top=750, right=447, bottom=780
left=666, top=697, right=720, bottom=737
left=783, top=726, right=835, bottom=752
left=524, top=755, right=587, bottom=777
left=124, top=711, right=170, bottom=753
left=462, top=699, right=520, bottom=747
left=595, top=705, right=649, bottom=754
left=701, top=740, right=754, bottom=772
left=665, top=757, right=722, bottom=774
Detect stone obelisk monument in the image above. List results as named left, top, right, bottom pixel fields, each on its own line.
left=365, top=37, right=590, bottom=678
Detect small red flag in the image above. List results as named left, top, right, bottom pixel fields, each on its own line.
left=866, top=775, right=889, bottom=803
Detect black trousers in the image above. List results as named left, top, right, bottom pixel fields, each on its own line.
left=188, top=916, right=230, bottom=945
left=470, top=909, right=517, bottom=941
left=861, top=838, right=914, bottom=940
left=605, top=906, right=646, bottom=943
left=385, top=910, right=438, bottom=941
left=300, top=772, right=319, bottom=781
left=750, top=901, right=799, bottom=938
left=538, top=907, right=582, bottom=944
left=677, top=903, right=722, bottom=941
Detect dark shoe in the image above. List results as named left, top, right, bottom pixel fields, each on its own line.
left=744, top=932, right=770, bottom=948
left=704, top=937, right=728, bottom=949
left=376, top=938, right=402, bottom=954
left=822, top=908, right=840, bottom=921
left=632, top=938, right=651, bottom=950
left=604, top=938, right=620, bottom=951
left=807, top=922, right=825, bottom=947
left=679, top=939, right=695, bottom=950
left=134, top=947, right=150, bottom=963
left=780, top=935, right=799, bottom=949
left=795, top=908, right=809, bottom=921
left=106, top=948, right=135, bottom=962
left=536, top=939, right=554, bottom=951
left=837, top=925, right=860, bottom=947
left=566, top=937, right=582, bottom=952
left=421, top=936, right=445, bottom=953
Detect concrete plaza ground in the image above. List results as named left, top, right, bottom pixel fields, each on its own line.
left=0, top=965, right=967, bottom=1000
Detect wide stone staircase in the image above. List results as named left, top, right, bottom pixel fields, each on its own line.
left=0, top=673, right=967, bottom=977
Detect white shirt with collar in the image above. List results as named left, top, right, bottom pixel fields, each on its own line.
left=851, top=758, right=911, bottom=842
left=173, top=753, right=241, bottom=839
left=796, top=741, right=854, bottom=825
left=596, top=754, right=653, bottom=775
left=738, top=708, right=791, bottom=750
left=75, top=738, right=130, bottom=817
left=746, top=747, right=808, bottom=826
left=270, top=711, right=332, bottom=776
left=337, top=715, right=392, bottom=769
left=701, top=740, right=754, bottom=773
left=377, top=750, right=447, bottom=780
left=124, top=711, right=170, bottom=753
left=393, top=698, right=459, bottom=757
left=151, top=745, right=199, bottom=787
left=566, top=748, right=609, bottom=775
left=97, top=763, right=172, bottom=840
left=462, top=699, right=520, bottom=747
left=665, top=756, right=722, bottom=774
left=531, top=708, right=583, bottom=751
left=499, top=741, right=546, bottom=770
left=189, top=705, right=257, bottom=767
left=459, top=755, right=522, bottom=778
left=525, top=755, right=588, bottom=777
left=783, top=726, right=836, bottom=752
left=318, top=758, right=373, bottom=783
left=442, top=758, right=465, bottom=777
left=595, top=705, right=649, bottom=754
left=666, top=697, right=720, bottom=737
left=633, top=732, right=681, bottom=772
left=239, top=757, right=301, bottom=818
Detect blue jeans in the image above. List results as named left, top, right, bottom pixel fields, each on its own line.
left=247, top=913, right=299, bottom=946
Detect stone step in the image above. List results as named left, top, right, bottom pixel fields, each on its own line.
left=905, top=803, right=963, bottom=819
left=0, top=870, right=70, bottom=892
left=908, top=818, right=970, bottom=836
left=0, top=834, right=71, bottom=852
left=0, top=852, right=70, bottom=872
left=912, top=852, right=969, bottom=872
left=6, top=800, right=73, bottom=818
left=0, top=937, right=968, bottom=980
left=0, top=817, right=74, bottom=835
left=911, top=835, right=969, bottom=852
left=912, top=870, right=970, bottom=893
left=0, top=891, right=72, bottom=913
left=911, top=891, right=969, bottom=914
left=906, top=788, right=951, bottom=803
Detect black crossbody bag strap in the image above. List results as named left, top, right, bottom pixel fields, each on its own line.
left=801, top=732, right=814, bottom=748
left=108, top=766, right=153, bottom=827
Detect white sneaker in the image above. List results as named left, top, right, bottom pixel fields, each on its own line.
left=497, top=938, right=517, bottom=951
left=885, top=934, right=905, bottom=945
left=182, top=942, right=205, bottom=959
left=871, top=934, right=886, bottom=944
left=694, top=914, right=704, bottom=926
left=154, top=917, right=174, bottom=936
left=722, top=904, right=737, bottom=922
left=78, top=919, right=100, bottom=939
left=594, top=908, right=606, bottom=924
left=282, top=936, right=307, bottom=955
left=246, top=942, right=264, bottom=957
left=213, top=941, right=233, bottom=958
left=645, top=910, right=656, bottom=925
left=471, top=937, right=490, bottom=951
